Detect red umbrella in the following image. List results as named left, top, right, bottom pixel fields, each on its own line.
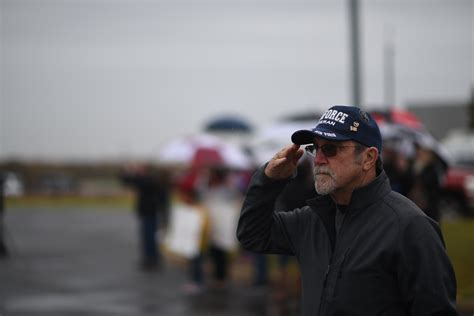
left=372, top=108, right=424, bottom=130
left=191, top=147, right=224, bottom=168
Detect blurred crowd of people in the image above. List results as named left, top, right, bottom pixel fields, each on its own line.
left=120, top=163, right=261, bottom=293
left=383, top=138, right=447, bottom=222
left=118, top=127, right=449, bottom=297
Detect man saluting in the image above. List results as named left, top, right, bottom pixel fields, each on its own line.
left=237, top=105, right=457, bottom=315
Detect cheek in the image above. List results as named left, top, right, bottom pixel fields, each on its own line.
left=331, top=161, right=361, bottom=183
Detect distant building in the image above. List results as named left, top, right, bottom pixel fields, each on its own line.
left=407, top=101, right=471, bottom=140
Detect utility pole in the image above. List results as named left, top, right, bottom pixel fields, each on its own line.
left=469, top=87, right=474, bottom=129
left=349, top=0, right=362, bottom=107
left=384, top=27, right=396, bottom=108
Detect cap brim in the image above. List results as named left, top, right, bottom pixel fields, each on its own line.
left=291, top=130, right=318, bottom=145
left=291, top=127, right=352, bottom=145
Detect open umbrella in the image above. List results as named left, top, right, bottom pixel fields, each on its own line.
left=379, top=122, right=451, bottom=168
left=411, top=128, right=452, bottom=168
left=251, top=120, right=315, bottom=165
left=204, top=115, right=253, bottom=133
left=157, top=134, right=253, bottom=170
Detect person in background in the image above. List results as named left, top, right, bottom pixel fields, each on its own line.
left=408, top=141, right=446, bottom=222
left=382, top=141, right=413, bottom=196
left=237, top=105, right=457, bottom=315
left=174, top=175, right=210, bottom=294
left=203, top=167, right=241, bottom=290
left=120, top=163, right=170, bottom=271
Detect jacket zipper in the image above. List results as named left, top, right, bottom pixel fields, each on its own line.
left=318, top=263, right=332, bottom=315
left=333, top=248, right=350, bottom=298
left=337, top=251, right=348, bottom=279
left=317, top=204, right=350, bottom=315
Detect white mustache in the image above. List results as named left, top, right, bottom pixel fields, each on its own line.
left=313, top=166, right=335, bottom=178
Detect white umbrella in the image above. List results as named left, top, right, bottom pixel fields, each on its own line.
left=251, top=121, right=315, bottom=165
left=380, top=123, right=452, bottom=167
left=157, top=134, right=253, bottom=170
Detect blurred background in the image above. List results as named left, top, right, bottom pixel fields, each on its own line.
left=1, top=0, right=473, bottom=315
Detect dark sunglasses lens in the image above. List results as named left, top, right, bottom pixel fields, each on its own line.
left=321, top=144, right=338, bottom=157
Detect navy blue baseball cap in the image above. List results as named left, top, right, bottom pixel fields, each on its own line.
left=291, top=105, right=382, bottom=152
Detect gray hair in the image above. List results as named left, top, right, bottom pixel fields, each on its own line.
left=353, top=142, right=383, bottom=173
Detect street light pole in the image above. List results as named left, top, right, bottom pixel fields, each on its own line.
left=384, top=27, right=396, bottom=108
left=349, top=0, right=362, bottom=107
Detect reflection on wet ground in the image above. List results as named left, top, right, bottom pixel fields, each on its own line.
left=2, top=207, right=471, bottom=316
left=0, top=207, right=299, bottom=316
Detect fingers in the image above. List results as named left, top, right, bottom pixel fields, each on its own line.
left=293, top=147, right=304, bottom=163
left=274, top=144, right=299, bottom=159
left=280, top=144, right=304, bottom=164
left=264, top=144, right=304, bottom=179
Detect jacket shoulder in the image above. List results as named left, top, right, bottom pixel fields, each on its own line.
left=380, top=191, right=428, bottom=221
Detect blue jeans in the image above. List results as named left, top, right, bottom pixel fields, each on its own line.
left=190, top=254, right=204, bottom=284
left=139, top=213, right=159, bottom=263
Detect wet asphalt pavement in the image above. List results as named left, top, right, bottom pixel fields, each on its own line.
left=0, top=207, right=282, bottom=316
left=1, top=207, right=472, bottom=316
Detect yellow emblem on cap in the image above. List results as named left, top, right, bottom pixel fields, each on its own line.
left=350, top=121, right=359, bottom=132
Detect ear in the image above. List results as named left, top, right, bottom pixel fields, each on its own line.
left=362, top=147, right=378, bottom=171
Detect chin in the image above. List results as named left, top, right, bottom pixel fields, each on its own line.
left=315, top=185, right=335, bottom=195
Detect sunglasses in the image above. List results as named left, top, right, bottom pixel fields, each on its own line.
left=304, top=143, right=358, bottom=158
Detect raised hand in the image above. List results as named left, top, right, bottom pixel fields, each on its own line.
left=264, top=144, right=304, bottom=180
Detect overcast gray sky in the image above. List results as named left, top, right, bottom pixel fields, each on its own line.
left=1, top=0, right=472, bottom=162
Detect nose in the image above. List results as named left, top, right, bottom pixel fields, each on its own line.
left=313, top=149, right=328, bottom=165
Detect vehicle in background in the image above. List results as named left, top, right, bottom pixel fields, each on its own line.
left=440, top=129, right=474, bottom=218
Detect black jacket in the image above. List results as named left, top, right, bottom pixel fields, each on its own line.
left=237, top=167, right=457, bottom=316
left=120, top=173, right=169, bottom=216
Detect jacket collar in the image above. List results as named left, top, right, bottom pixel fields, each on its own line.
left=307, top=170, right=392, bottom=213
left=305, top=171, right=391, bottom=250
left=350, top=170, right=392, bottom=210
